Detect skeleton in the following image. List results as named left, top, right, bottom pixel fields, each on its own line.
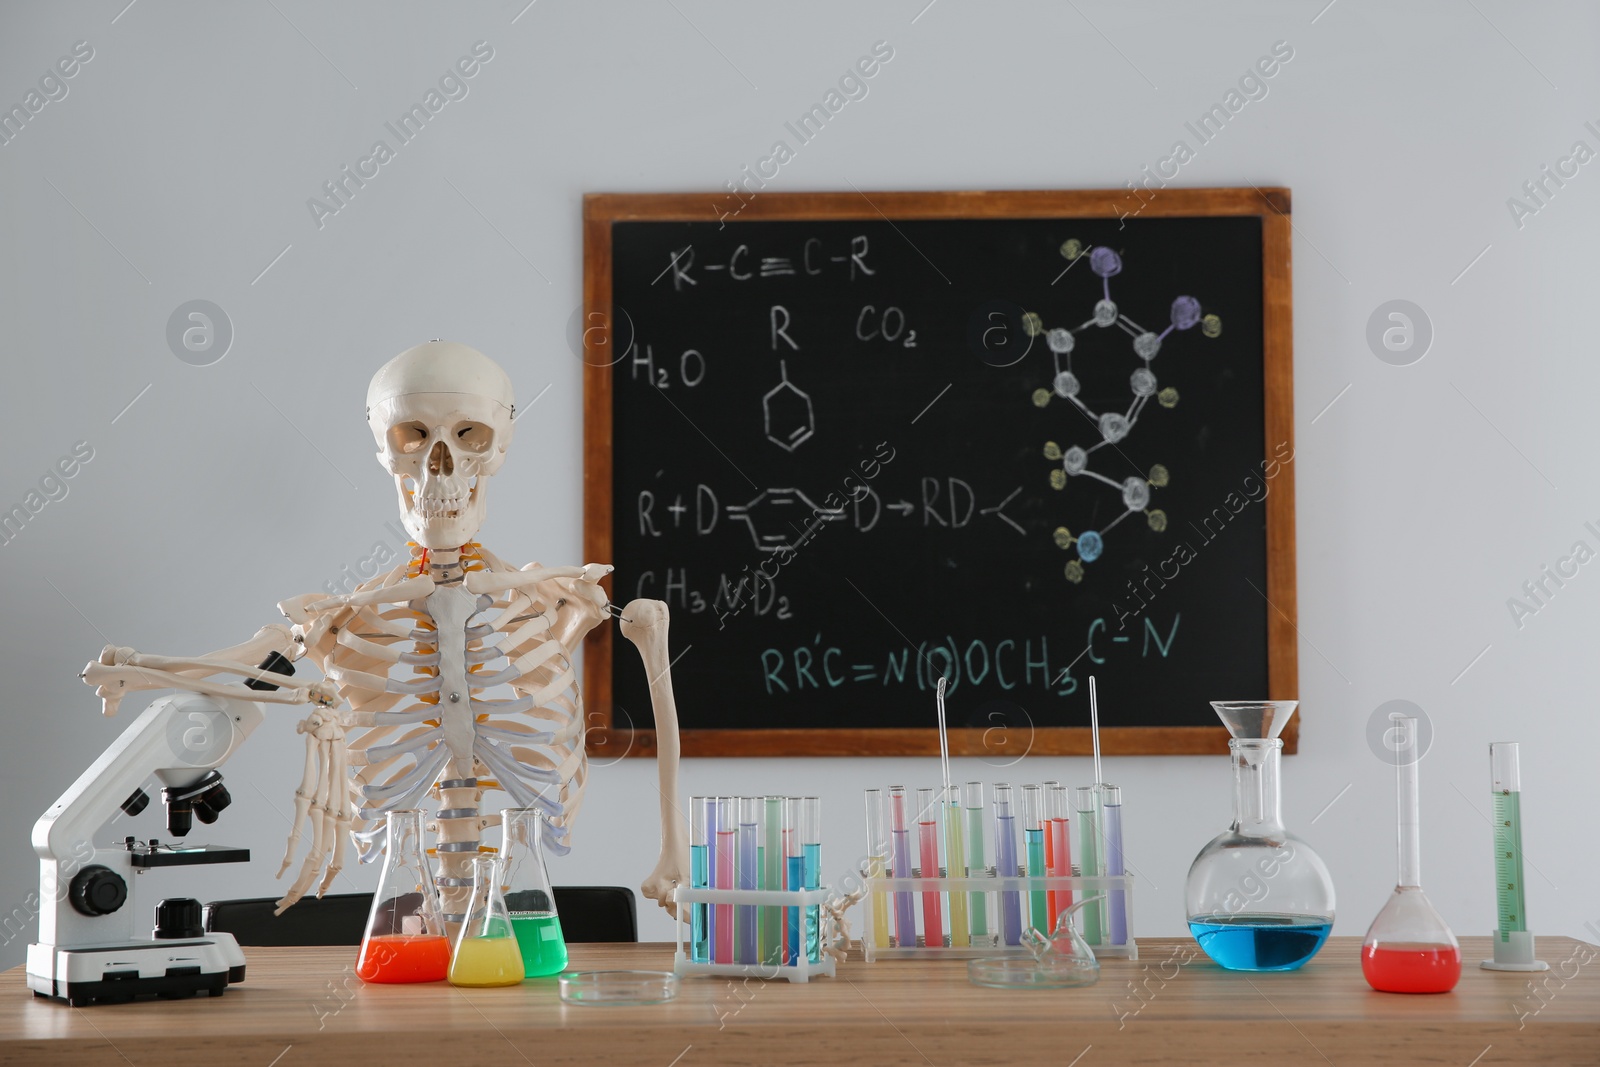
left=81, top=341, right=687, bottom=923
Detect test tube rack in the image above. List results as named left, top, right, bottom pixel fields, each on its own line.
left=671, top=885, right=838, bottom=983
left=861, top=871, right=1137, bottom=961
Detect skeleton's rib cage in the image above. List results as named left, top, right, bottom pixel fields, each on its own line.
left=281, top=541, right=591, bottom=919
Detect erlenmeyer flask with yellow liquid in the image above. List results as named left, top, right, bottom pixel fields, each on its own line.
left=501, top=807, right=569, bottom=977
left=448, top=855, right=524, bottom=987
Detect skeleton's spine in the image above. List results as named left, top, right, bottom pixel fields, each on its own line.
left=434, top=773, right=482, bottom=928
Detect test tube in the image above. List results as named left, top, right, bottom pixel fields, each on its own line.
left=1022, top=784, right=1047, bottom=935
left=943, top=785, right=969, bottom=947
left=1041, top=781, right=1059, bottom=923
left=863, top=789, right=890, bottom=950
left=1046, top=783, right=1073, bottom=930
left=888, top=786, right=917, bottom=947
left=690, top=796, right=710, bottom=963
left=763, top=795, right=783, bottom=966
left=802, top=796, right=821, bottom=963
left=714, top=797, right=735, bottom=963
left=737, top=797, right=759, bottom=965
left=1074, top=786, right=1103, bottom=946
left=915, top=787, right=944, bottom=948
left=1100, top=783, right=1127, bottom=946
left=964, top=781, right=989, bottom=942
left=784, top=797, right=801, bottom=965
left=993, top=783, right=1021, bottom=946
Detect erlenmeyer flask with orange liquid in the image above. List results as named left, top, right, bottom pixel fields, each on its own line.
left=1361, top=714, right=1461, bottom=993
left=448, top=855, right=524, bottom=987
left=356, top=809, right=451, bottom=983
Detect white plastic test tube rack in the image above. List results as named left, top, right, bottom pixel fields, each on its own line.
left=861, top=871, right=1138, bottom=961
left=671, top=885, right=838, bottom=983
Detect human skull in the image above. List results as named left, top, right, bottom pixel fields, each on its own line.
left=367, top=340, right=515, bottom=550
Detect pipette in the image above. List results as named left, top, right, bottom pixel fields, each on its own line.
left=1481, top=742, right=1549, bottom=972
left=1088, top=675, right=1126, bottom=947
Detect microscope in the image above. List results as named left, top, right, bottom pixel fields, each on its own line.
left=27, top=655, right=289, bottom=1006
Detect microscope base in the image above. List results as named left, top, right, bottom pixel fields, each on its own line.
left=27, top=934, right=247, bottom=1007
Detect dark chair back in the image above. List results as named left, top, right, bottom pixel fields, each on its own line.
left=204, top=885, right=638, bottom=946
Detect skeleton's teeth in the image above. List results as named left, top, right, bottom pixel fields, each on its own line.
left=417, top=495, right=464, bottom=519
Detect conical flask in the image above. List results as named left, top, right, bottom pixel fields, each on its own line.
left=1185, top=701, right=1336, bottom=971
left=356, top=809, right=450, bottom=983
left=448, top=855, right=524, bottom=987
left=501, top=807, right=568, bottom=977
left=1361, top=714, right=1461, bottom=993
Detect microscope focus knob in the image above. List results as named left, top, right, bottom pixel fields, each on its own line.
left=153, top=897, right=204, bottom=940
left=68, top=865, right=127, bottom=917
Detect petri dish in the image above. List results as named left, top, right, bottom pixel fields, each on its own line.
left=558, top=970, right=680, bottom=1006
left=967, top=956, right=1099, bottom=989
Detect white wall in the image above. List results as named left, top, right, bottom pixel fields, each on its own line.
left=2, top=0, right=1598, bottom=964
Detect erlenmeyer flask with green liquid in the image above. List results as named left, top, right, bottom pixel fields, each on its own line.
left=501, top=808, right=569, bottom=978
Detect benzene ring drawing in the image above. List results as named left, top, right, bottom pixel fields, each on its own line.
left=764, top=360, right=815, bottom=452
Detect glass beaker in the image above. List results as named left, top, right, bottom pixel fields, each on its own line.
left=1361, top=715, right=1461, bottom=993
left=356, top=808, right=450, bottom=983
left=501, top=808, right=568, bottom=978
left=1185, top=700, right=1335, bottom=971
left=448, top=855, right=524, bottom=987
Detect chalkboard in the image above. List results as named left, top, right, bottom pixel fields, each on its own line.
left=582, top=189, right=1295, bottom=758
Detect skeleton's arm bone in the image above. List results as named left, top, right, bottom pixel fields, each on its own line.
left=619, top=598, right=688, bottom=917
left=95, top=649, right=304, bottom=690
left=81, top=662, right=335, bottom=711
left=78, top=625, right=333, bottom=716
left=167, top=624, right=300, bottom=679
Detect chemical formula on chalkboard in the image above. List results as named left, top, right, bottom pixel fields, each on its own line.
left=593, top=198, right=1286, bottom=747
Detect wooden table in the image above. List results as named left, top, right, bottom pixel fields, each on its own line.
left=3, top=937, right=1596, bottom=1065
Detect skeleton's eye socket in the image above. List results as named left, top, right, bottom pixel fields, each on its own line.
left=453, top=421, right=494, bottom=454
left=387, top=422, right=430, bottom=455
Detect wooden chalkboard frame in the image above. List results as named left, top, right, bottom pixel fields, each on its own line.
left=582, top=188, right=1296, bottom=758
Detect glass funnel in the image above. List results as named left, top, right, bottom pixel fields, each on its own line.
left=501, top=808, right=568, bottom=978
left=1185, top=700, right=1335, bottom=971
left=356, top=809, right=450, bottom=983
left=1361, top=715, right=1461, bottom=993
left=448, top=855, right=524, bottom=987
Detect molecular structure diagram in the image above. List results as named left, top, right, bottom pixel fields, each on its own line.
left=1027, top=239, right=1221, bottom=584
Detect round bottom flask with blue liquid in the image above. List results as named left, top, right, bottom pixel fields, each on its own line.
left=1185, top=701, right=1335, bottom=972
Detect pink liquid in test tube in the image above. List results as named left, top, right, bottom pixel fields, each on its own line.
left=916, top=788, right=943, bottom=947
left=714, top=797, right=735, bottom=964
left=1047, top=783, right=1072, bottom=928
